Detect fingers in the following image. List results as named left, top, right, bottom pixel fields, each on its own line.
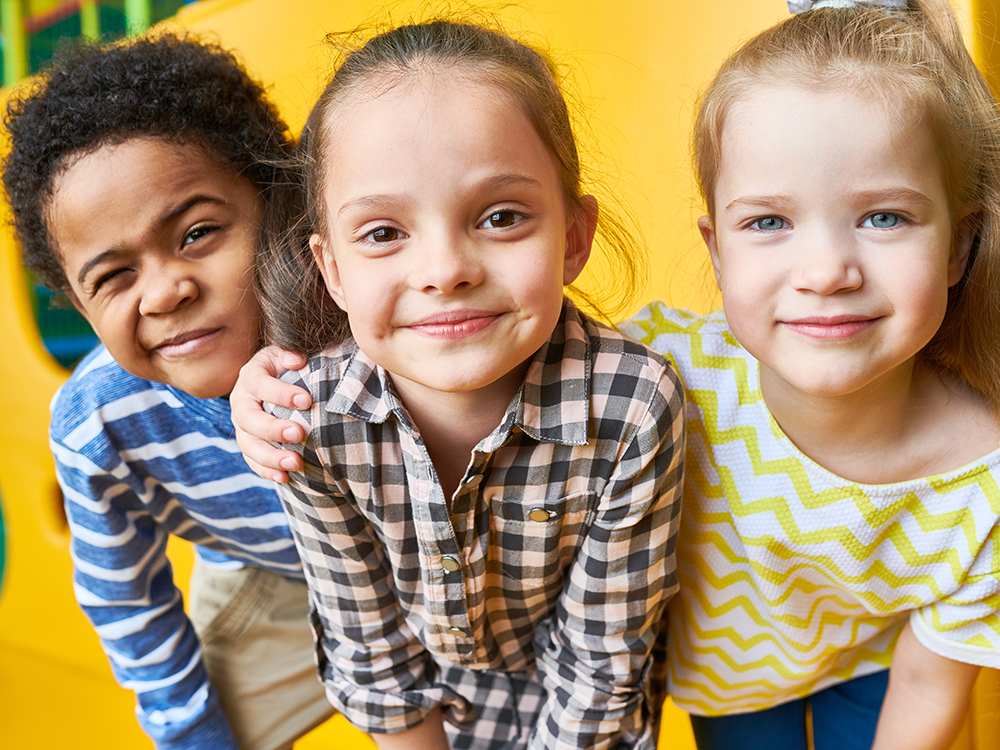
left=241, top=347, right=312, bottom=411
left=230, top=346, right=311, bottom=482
left=234, top=396, right=306, bottom=444
left=237, top=433, right=303, bottom=483
left=241, top=453, right=294, bottom=485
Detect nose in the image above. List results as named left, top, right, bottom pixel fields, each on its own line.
left=413, top=233, right=484, bottom=294
left=789, top=229, right=863, bottom=295
left=138, top=259, right=199, bottom=315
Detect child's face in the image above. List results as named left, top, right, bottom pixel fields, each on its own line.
left=310, top=70, right=592, bottom=407
left=701, top=84, right=973, bottom=401
left=50, top=138, right=263, bottom=399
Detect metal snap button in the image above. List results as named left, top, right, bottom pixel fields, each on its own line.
left=441, top=555, right=461, bottom=572
left=528, top=508, right=551, bottom=523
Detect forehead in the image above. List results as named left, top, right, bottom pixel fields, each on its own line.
left=318, top=67, right=560, bottom=200
left=717, top=82, right=940, bottom=187
left=48, top=138, right=259, bottom=280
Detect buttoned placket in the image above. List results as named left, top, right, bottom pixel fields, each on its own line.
left=398, top=421, right=498, bottom=666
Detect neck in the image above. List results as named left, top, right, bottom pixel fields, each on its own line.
left=390, top=367, right=525, bottom=500
left=760, top=357, right=997, bottom=484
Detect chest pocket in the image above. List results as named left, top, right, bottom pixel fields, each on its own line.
left=487, top=490, right=597, bottom=596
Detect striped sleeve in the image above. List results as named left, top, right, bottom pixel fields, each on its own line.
left=51, top=361, right=238, bottom=750
left=910, top=523, right=1000, bottom=668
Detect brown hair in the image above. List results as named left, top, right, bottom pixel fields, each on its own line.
left=693, top=0, right=1000, bottom=411
left=257, top=18, right=641, bottom=354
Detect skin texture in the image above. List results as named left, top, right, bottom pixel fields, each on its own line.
left=702, top=84, right=993, bottom=485
left=51, top=138, right=263, bottom=399
left=310, top=69, right=593, bottom=499
left=703, top=83, right=990, bottom=749
left=238, top=69, right=596, bottom=746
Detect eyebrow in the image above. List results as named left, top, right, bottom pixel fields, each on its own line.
left=335, top=173, right=545, bottom=218
left=724, top=187, right=933, bottom=214
left=724, top=195, right=794, bottom=213
left=75, top=194, right=227, bottom=286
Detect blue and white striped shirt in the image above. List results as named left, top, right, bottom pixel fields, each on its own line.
left=51, top=345, right=304, bottom=750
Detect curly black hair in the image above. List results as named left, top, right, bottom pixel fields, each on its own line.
left=3, top=32, right=293, bottom=291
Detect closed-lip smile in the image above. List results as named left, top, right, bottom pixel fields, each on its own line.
left=782, top=314, right=880, bottom=340
left=406, top=309, right=501, bottom=339
left=152, top=327, right=222, bottom=355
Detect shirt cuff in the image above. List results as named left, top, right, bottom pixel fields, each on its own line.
left=147, top=700, right=239, bottom=750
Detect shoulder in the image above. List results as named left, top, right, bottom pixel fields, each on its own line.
left=51, top=346, right=236, bottom=461
left=582, top=312, right=681, bottom=392
left=570, top=311, right=685, bottom=440
left=619, top=303, right=751, bottom=388
left=270, top=338, right=374, bottom=423
left=278, top=340, right=357, bottom=392
left=51, top=346, right=173, bottom=440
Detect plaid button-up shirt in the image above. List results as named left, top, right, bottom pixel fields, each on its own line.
left=270, top=301, right=685, bottom=750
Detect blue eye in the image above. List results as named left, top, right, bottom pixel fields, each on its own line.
left=751, top=217, right=786, bottom=231
left=862, top=213, right=901, bottom=229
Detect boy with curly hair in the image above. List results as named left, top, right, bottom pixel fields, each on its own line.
left=3, top=34, right=333, bottom=750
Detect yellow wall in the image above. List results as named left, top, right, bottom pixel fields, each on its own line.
left=1, top=0, right=998, bottom=747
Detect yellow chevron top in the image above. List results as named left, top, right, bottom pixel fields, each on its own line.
left=621, top=303, right=1000, bottom=716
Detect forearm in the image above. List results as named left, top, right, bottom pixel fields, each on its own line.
left=370, top=708, right=450, bottom=750
left=872, top=623, right=979, bottom=750
left=64, top=482, right=234, bottom=748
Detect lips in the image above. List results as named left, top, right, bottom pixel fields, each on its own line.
left=406, top=309, right=501, bottom=339
left=782, top=315, right=879, bottom=340
left=152, top=327, right=223, bottom=356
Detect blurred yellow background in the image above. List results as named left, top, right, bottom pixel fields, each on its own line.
left=1, top=0, right=997, bottom=747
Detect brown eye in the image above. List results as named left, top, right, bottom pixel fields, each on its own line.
left=369, top=227, right=400, bottom=242
left=481, top=210, right=520, bottom=229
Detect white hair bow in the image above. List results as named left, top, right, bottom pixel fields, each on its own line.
left=788, top=0, right=909, bottom=12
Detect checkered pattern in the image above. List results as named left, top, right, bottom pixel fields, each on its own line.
left=269, top=300, right=685, bottom=749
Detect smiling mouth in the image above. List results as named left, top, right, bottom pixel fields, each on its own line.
left=782, top=315, right=879, bottom=340
left=406, top=310, right=501, bottom=339
left=153, top=328, right=222, bottom=355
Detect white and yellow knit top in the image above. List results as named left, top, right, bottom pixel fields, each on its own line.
left=621, top=303, right=1000, bottom=716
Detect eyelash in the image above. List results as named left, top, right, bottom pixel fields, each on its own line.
left=861, top=212, right=906, bottom=229
left=360, top=225, right=405, bottom=244
left=91, top=268, right=127, bottom=292
left=183, top=224, right=220, bottom=245
left=746, top=216, right=787, bottom=232
left=743, top=212, right=908, bottom=232
left=479, top=209, right=526, bottom=229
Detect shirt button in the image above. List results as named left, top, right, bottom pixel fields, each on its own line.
left=441, top=555, right=461, bottom=572
left=449, top=626, right=469, bottom=637
left=466, top=473, right=484, bottom=487
left=528, top=508, right=552, bottom=523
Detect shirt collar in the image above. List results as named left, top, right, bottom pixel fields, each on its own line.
left=325, top=299, right=591, bottom=447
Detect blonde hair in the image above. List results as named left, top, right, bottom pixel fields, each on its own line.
left=258, top=17, right=641, bottom=354
left=694, top=0, right=1000, bottom=411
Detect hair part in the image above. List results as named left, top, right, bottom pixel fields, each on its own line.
left=693, top=0, right=1000, bottom=412
left=257, top=17, right=641, bottom=354
left=3, top=32, right=294, bottom=293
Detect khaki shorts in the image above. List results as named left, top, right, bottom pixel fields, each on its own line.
left=188, top=559, right=335, bottom=750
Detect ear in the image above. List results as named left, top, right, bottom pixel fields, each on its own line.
left=699, top=215, right=722, bottom=285
left=563, top=195, right=598, bottom=285
left=310, top=234, right=348, bottom=312
left=948, top=210, right=980, bottom=287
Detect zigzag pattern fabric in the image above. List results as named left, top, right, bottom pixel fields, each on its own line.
left=621, top=303, right=1000, bottom=716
